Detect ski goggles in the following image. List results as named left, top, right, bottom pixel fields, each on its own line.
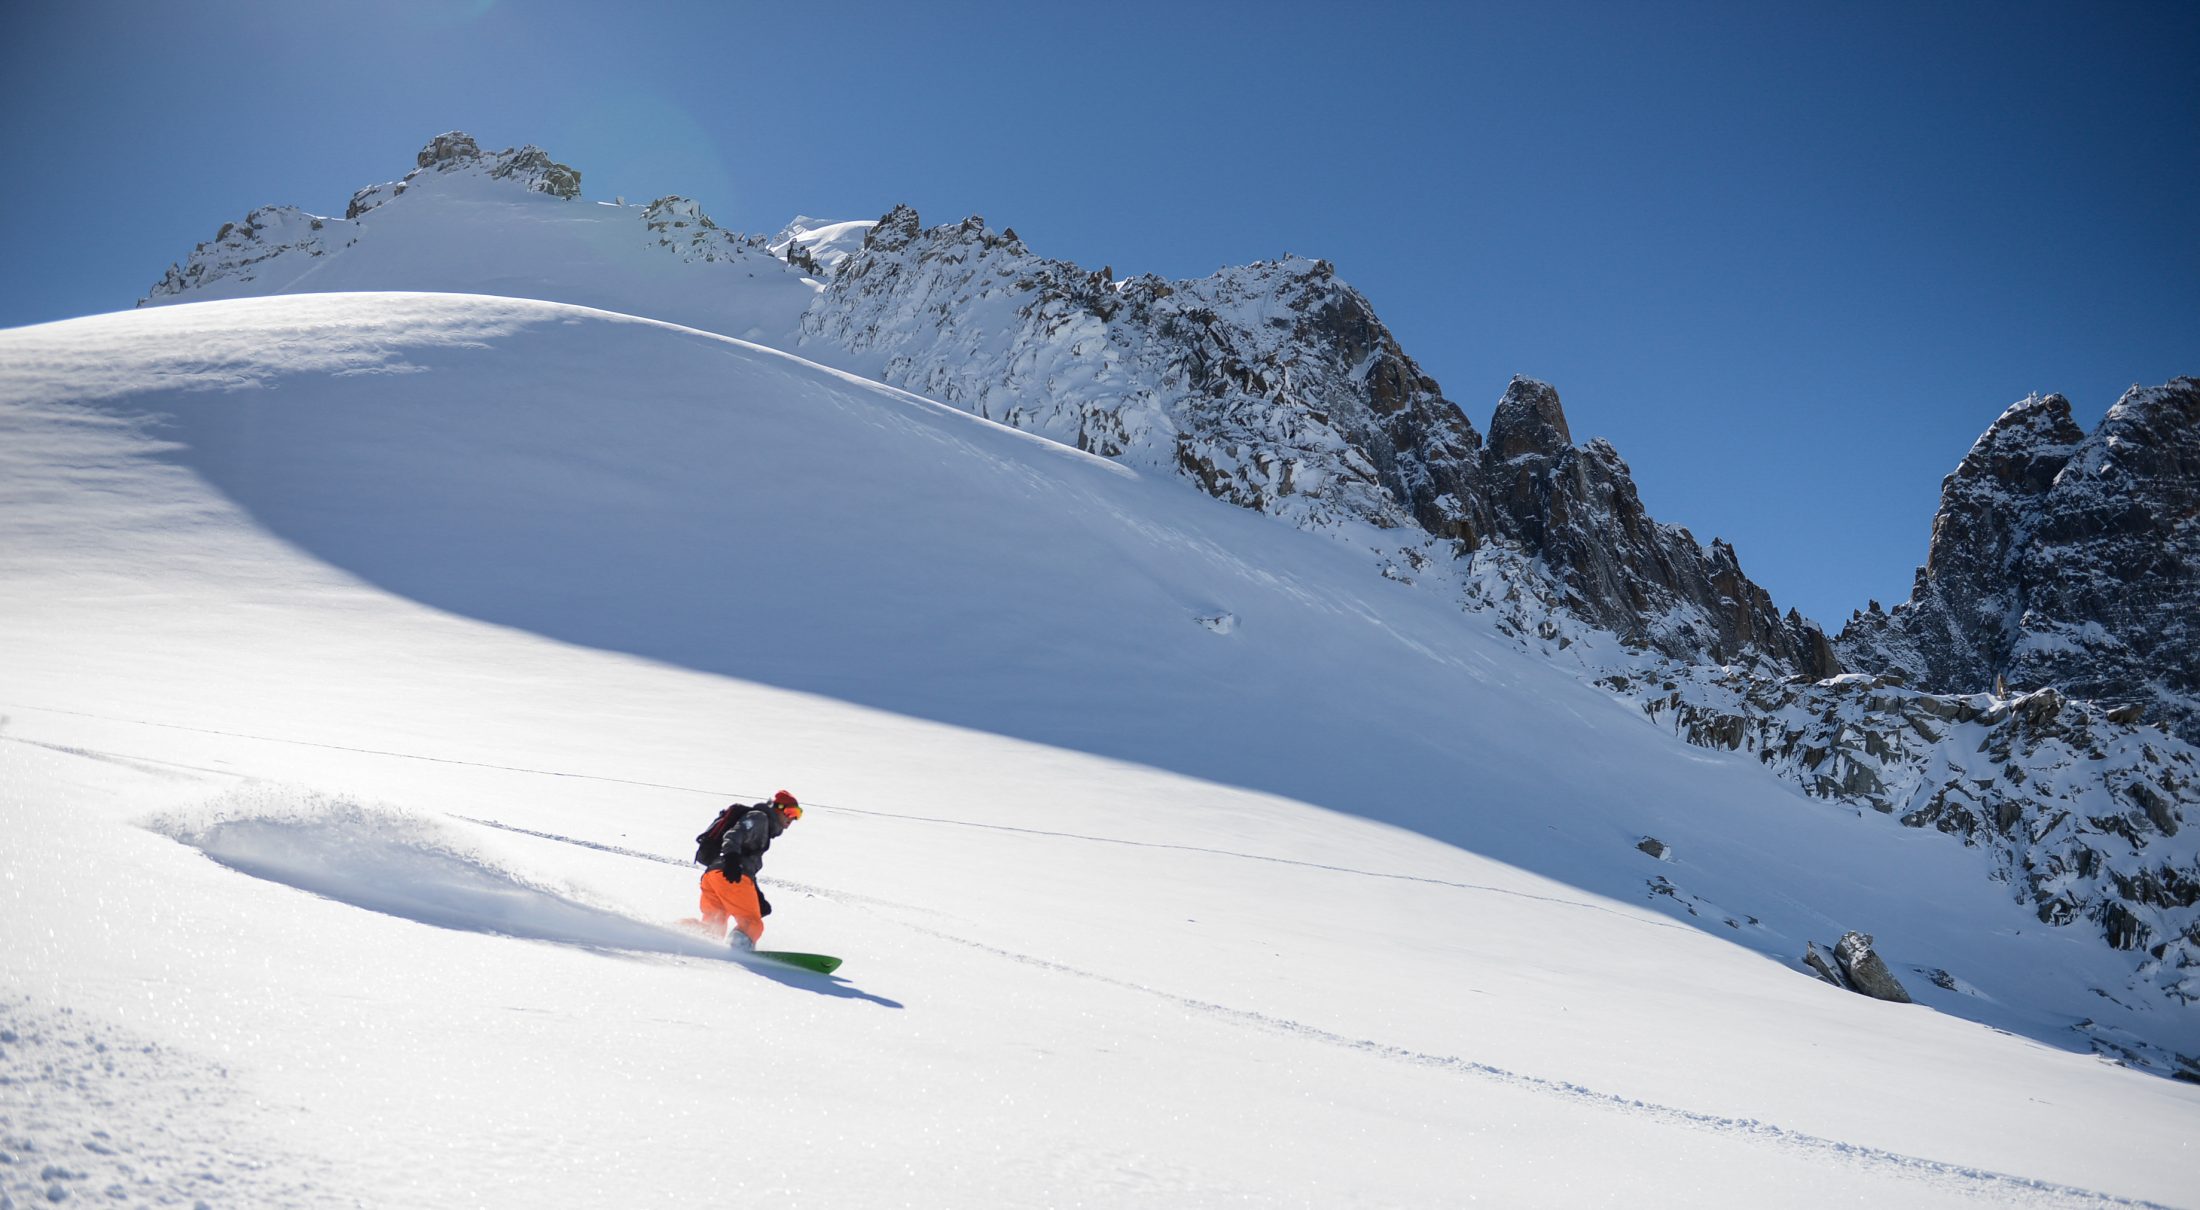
left=780, top=804, right=804, bottom=821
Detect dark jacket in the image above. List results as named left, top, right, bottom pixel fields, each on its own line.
left=711, top=802, right=787, bottom=881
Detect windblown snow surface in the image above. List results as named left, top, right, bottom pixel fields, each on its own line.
left=3, top=293, right=2196, bottom=1207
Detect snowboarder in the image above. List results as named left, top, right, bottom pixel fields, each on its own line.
left=694, top=790, right=802, bottom=950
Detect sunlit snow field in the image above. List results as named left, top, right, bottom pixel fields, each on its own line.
left=4, top=294, right=2196, bottom=1207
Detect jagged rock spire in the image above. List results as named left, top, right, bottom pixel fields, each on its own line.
left=1487, top=375, right=1573, bottom=462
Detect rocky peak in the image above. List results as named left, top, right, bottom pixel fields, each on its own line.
left=1840, top=378, right=2200, bottom=743
left=417, top=130, right=483, bottom=170
left=1487, top=376, right=1573, bottom=462
left=140, top=205, right=331, bottom=302
left=1918, top=392, right=2084, bottom=584
left=862, top=204, right=924, bottom=252
left=1961, top=393, right=2087, bottom=493
left=347, top=132, right=580, bottom=219
left=143, top=131, right=775, bottom=311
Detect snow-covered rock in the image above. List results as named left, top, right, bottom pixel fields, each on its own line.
left=1834, top=931, right=1914, bottom=1003
left=143, top=204, right=335, bottom=299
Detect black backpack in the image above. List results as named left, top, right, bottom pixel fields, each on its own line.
left=694, top=805, right=741, bottom=866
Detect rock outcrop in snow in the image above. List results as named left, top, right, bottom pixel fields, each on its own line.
left=1838, top=380, right=2200, bottom=744
left=1804, top=932, right=1913, bottom=1003
left=1835, top=932, right=1914, bottom=1003
left=143, top=205, right=336, bottom=300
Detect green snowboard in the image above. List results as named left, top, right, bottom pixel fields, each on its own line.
left=753, top=950, right=842, bottom=975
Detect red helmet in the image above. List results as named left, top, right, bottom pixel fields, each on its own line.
left=773, top=789, right=802, bottom=820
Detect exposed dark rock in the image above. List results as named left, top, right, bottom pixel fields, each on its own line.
left=1636, top=836, right=1669, bottom=860
left=1833, top=931, right=1913, bottom=1003
left=1486, top=376, right=1572, bottom=462
left=861, top=203, right=923, bottom=252
left=1803, top=941, right=1850, bottom=989
left=417, top=130, right=483, bottom=169
left=489, top=145, right=581, bottom=199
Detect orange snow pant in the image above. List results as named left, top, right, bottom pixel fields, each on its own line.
left=699, top=868, right=765, bottom=945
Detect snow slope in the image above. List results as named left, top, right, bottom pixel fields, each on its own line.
left=4, top=293, right=2197, bottom=1207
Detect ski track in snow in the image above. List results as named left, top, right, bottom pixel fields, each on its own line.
left=469, top=818, right=2175, bottom=1210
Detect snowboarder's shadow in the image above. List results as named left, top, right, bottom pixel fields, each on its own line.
left=733, top=959, right=902, bottom=1008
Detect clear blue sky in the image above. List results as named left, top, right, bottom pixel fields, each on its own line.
left=3, top=0, right=2193, bottom=629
